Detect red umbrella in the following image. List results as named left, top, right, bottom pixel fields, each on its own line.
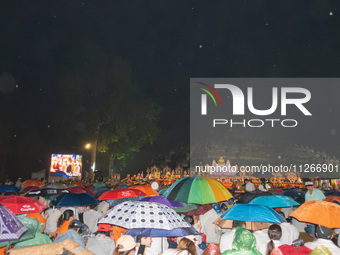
left=98, top=188, right=146, bottom=201
left=67, top=187, right=95, bottom=196
left=20, top=186, right=39, bottom=194
left=182, top=204, right=213, bottom=215
left=0, top=196, right=47, bottom=214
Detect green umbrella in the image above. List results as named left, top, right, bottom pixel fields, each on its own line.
left=173, top=202, right=198, bottom=213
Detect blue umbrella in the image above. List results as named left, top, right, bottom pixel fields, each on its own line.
left=92, top=186, right=110, bottom=198
left=140, top=196, right=184, bottom=207
left=249, top=195, right=300, bottom=208
left=0, top=185, right=19, bottom=193
left=51, top=193, right=98, bottom=207
left=281, top=190, right=305, bottom=200
left=221, top=204, right=285, bottom=223
left=126, top=227, right=199, bottom=237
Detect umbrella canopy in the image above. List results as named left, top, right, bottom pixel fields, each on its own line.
left=0, top=196, right=47, bottom=214
left=94, top=182, right=106, bottom=188
left=140, top=196, right=184, bottom=208
left=20, top=186, right=39, bottom=194
left=182, top=204, right=213, bottom=216
left=98, top=188, right=146, bottom=201
left=51, top=193, right=99, bottom=207
left=326, top=196, right=340, bottom=204
left=163, top=177, right=233, bottom=204
left=249, top=195, right=300, bottom=208
left=0, top=185, right=19, bottom=193
left=281, top=190, right=306, bottom=200
left=290, top=200, right=340, bottom=228
left=158, top=188, right=167, bottom=195
left=214, top=217, right=272, bottom=231
left=172, top=203, right=198, bottom=213
left=0, top=204, right=27, bottom=243
left=238, top=190, right=272, bottom=204
left=99, top=201, right=192, bottom=230
left=92, top=186, right=111, bottom=198
left=106, top=196, right=146, bottom=207
left=129, top=185, right=159, bottom=197
left=41, top=183, right=68, bottom=189
left=67, top=187, right=95, bottom=196
left=126, top=227, right=199, bottom=237
left=21, top=180, right=43, bottom=187
left=220, top=204, right=285, bottom=223
left=26, top=188, right=69, bottom=197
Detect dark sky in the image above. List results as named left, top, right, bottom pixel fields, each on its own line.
left=1, top=1, right=340, bottom=175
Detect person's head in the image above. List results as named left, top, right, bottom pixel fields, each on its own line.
left=266, top=224, right=282, bottom=255
left=184, top=215, right=194, bottom=225
left=305, top=181, right=314, bottom=192
left=113, top=235, right=136, bottom=255
left=221, top=203, right=228, bottom=213
left=244, top=179, right=249, bottom=183
left=96, top=223, right=111, bottom=237
left=68, top=219, right=89, bottom=236
left=57, top=209, right=74, bottom=227
left=316, top=225, right=333, bottom=240
left=177, top=236, right=197, bottom=255
left=232, top=220, right=246, bottom=229
left=140, top=236, right=152, bottom=247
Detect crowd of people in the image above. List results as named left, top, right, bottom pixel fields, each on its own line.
left=0, top=177, right=339, bottom=255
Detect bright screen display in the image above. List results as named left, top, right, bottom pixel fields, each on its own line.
left=50, top=154, right=82, bottom=177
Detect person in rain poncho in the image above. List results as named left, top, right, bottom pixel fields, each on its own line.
left=86, top=223, right=115, bottom=255
left=54, top=219, right=89, bottom=247
left=14, top=217, right=52, bottom=248
left=222, top=226, right=261, bottom=255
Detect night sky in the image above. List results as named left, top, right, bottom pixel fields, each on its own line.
left=1, top=1, right=340, bottom=179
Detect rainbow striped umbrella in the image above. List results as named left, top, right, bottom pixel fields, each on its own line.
left=163, top=177, right=233, bottom=205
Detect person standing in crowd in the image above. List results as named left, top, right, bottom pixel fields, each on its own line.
left=265, top=224, right=282, bottom=255
left=44, top=207, right=62, bottom=238
left=245, top=179, right=255, bottom=192
left=162, top=235, right=198, bottom=255
left=83, top=204, right=103, bottom=233
left=304, top=181, right=326, bottom=238
left=136, top=236, right=152, bottom=255
left=199, top=208, right=222, bottom=244
left=113, top=235, right=137, bottom=255
left=86, top=224, right=115, bottom=255
left=258, top=178, right=269, bottom=191
left=15, top=177, right=22, bottom=190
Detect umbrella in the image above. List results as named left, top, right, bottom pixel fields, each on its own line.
left=140, top=196, right=184, bottom=208
left=163, top=177, right=233, bottom=204
left=129, top=185, right=159, bottom=197
left=26, top=188, right=69, bottom=197
left=172, top=203, right=198, bottom=213
left=94, top=182, right=106, bottom=188
left=20, top=186, right=39, bottom=194
left=326, top=195, right=340, bottom=204
left=67, top=187, right=95, bottom=196
left=41, top=183, right=68, bottom=189
left=72, top=181, right=85, bottom=187
left=126, top=227, right=199, bottom=237
left=182, top=204, right=213, bottom=216
left=51, top=193, right=99, bottom=207
left=281, top=190, right=306, bottom=200
left=214, top=217, right=272, bottom=231
left=0, top=196, right=47, bottom=214
left=21, top=180, right=43, bottom=187
left=237, top=190, right=272, bottom=204
left=0, top=185, right=19, bottom=193
left=106, top=195, right=146, bottom=207
left=249, top=195, right=300, bottom=208
left=0, top=204, right=27, bottom=243
left=290, top=200, right=340, bottom=228
left=99, top=201, right=192, bottom=230
left=98, top=188, right=146, bottom=201
left=158, top=188, right=167, bottom=195
left=220, top=204, right=285, bottom=223
left=92, top=186, right=111, bottom=198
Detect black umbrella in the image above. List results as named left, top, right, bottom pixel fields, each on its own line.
left=237, top=190, right=272, bottom=204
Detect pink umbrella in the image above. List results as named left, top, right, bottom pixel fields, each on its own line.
left=67, top=187, right=95, bottom=196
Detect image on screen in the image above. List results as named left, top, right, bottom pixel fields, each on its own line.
left=50, top=154, right=82, bottom=177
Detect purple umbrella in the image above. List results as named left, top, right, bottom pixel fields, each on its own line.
left=140, top=196, right=184, bottom=207
left=0, top=203, right=27, bottom=242
left=20, top=186, right=39, bottom=194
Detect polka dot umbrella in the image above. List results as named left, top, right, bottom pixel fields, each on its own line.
left=99, top=201, right=192, bottom=230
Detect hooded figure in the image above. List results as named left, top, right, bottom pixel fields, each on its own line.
left=223, top=227, right=261, bottom=255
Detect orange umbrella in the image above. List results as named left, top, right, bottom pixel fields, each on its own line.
left=72, top=181, right=85, bottom=187
left=290, top=200, right=340, bottom=228
left=21, top=179, right=43, bottom=187
left=129, top=185, right=159, bottom=197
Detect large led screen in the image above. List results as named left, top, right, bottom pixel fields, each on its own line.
left=50, top=154, right=82, bottom=177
